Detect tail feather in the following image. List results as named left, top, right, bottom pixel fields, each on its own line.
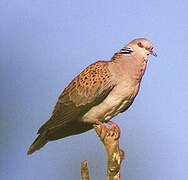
left=27, top=132, right=48, bottom=155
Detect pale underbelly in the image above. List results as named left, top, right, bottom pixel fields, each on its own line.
left=82, top=85, right=138, bottom=123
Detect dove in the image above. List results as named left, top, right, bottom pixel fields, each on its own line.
left=27, top=38, right=157, bottom=155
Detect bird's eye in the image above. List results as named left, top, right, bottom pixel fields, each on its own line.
left=137, top=42, right=144, bottom=48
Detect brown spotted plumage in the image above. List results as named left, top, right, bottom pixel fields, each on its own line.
left=27, top=38, right=156, bottom=154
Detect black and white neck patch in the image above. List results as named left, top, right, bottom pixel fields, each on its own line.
left=120, top=47, right=134, bottom=55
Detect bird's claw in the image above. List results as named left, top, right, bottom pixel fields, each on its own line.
left=107, top=121, right=121, bottom=140
left=93, top=120, right=120, bottom=141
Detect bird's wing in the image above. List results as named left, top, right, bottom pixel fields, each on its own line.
left=38, top=61, right=115, bottom=134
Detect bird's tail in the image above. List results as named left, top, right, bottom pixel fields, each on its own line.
left=27, top=132, right=48, bottom=155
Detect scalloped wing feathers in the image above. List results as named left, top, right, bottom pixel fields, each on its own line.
left=38, top=61, right=115, bottom=134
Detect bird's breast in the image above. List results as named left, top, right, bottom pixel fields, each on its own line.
left=82, top=83, right=140, bottom=123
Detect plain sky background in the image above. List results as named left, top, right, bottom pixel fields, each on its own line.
left=1, top=0, right=188, bottom=179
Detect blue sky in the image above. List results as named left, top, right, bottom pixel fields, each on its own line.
left=1, top=0, right=188, bottom=179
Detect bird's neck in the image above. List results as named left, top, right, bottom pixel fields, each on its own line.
left=109, top=54, right=148, bottom=85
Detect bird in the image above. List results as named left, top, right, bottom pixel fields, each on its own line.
left=27, top=38, right=157, bottom=155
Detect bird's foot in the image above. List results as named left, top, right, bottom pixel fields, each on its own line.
left=93, top=120, right=120, bottom=141
left=107, top=121, right=121, bottom=140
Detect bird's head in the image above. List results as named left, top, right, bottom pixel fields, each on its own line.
left=126, top=38, right=157, bottom=59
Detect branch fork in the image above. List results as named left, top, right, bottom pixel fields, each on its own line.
left=81, top=121, right=124, bottom=180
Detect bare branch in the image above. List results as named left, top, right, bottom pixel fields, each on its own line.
left=80, top=121, right=124, bottom=180
left=81, top=160, right=90, bottom=180
left=94, top=121, right=124, bottom=180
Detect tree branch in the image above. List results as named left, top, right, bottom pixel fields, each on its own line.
left=81, top=160, right=90, bottom=180
left=81, top=121, right=124, bottom=180
left=94, top=121, right=124, bottom=180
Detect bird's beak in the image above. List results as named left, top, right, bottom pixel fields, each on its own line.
left=150, top=50, right=157, bottom=57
